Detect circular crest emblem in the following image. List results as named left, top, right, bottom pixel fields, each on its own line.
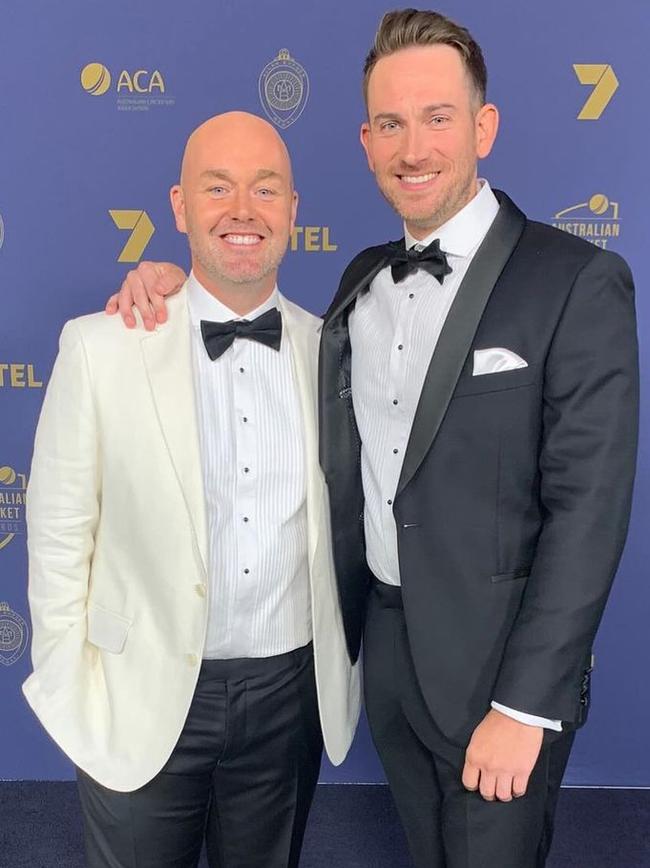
left=0, top=603, right=29, bottom=666
left=259, top=49, right=310, bottom=129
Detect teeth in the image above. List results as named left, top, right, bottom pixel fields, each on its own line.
left=401, top=172, right=439, bottom=184
left=223, top=234, right=261, bottom=245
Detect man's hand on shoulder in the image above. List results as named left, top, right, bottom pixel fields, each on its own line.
left=462, top=709, right=543, bottom=802
left=105, top=261, right=187, bottom=331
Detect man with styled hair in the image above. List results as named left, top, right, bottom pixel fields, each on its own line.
left=108, top=9, right=638, bottom=867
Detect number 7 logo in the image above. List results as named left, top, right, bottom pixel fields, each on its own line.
left=573, top=64, right=619, bottom=120
left=109, top=210, right=155, bottom=262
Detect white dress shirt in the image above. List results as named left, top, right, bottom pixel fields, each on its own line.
left=349, top=182, right=561, bottom=731
left=187, top=273, right=311, bottom=659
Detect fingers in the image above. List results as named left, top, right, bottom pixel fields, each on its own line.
left=464, top=764, right=527, bottom=802
left=512, top=772, right=530, bottom=799
left=105, top=293, right=119, bottom=315
left=461, top=760, right=479, bottom=793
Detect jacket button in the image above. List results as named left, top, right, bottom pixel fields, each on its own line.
left=195, top=584, right=206, bottom=598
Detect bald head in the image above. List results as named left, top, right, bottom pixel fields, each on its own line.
left=180, top=111, right=293, bottom=190
left=170, top=111, right=299, bottom=312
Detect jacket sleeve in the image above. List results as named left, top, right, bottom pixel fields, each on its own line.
left=26, top=319, right=100, bottom=675
left=492, top=250, right=639, bottom=723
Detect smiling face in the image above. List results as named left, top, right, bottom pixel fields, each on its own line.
left=170, top=112, right=297, bottom=303
left=361, top=45, right=498, bottom=239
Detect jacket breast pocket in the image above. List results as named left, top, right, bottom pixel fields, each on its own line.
left=87, top=603, right=132, bottom=654
left=453, top=363, right=539, bottom=399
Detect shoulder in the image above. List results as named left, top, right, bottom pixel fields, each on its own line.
left=278, top=294, right=322, bottom=332
left=60, top=289, right=187, bottom=352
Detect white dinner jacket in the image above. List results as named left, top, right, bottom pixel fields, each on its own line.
left=23, top=287, right=361, bottom=792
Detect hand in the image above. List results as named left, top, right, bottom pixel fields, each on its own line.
left=105, top=261, right=187, bottom=331
left=462, top=709, right=543, bottom=802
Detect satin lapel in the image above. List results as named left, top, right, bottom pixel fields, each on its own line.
left=140, top=288, right=208, bottom=574
left=396, top=194, right=527, bottom=497
left=279, top=296, right=321, bottom=571
left=323, top=244, right=391, bottom=324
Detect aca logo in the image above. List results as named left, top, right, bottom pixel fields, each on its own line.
left=290, top=226, right=338, bottom=253
left=0, top=602, right=29, bottom=667
left=81, top=62, right=112, bottom=96
left=109, top=210, right=155, bottom=262
left=259, top=49, right=309, bottom=129
left=553, top=194, right=621, bottom=249
left=80, top=62, right=174, bottom=111
left=573, top=64, right=619, bottom=120
left=0, top=466, right=27, bottom=551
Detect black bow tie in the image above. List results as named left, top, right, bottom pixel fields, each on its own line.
left=200, top=308, right=282, bottom=361
left=386, top=237, right=453, bottom=285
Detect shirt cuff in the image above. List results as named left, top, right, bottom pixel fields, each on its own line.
left=491, top=701, right=562, bottom=732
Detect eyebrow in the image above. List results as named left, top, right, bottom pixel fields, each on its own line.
left=199, top=168, right=284, bottom=183
left=372, top=103, right=457, bottom=123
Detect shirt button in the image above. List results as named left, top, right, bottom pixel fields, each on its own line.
left=397, top=344, right=403, bottom=351
left=393, top=448, right=399, bottom=454
left=409, top=293, right=415, bottom=299
left=243, top=467, right=250, bottom=474
left=387, top=499, right=393, bottom=506
left=243, top=568, right=250, bottom=575
left=239, top=367, right=245, bottom=373
left=243, top=516, right=249, bottom=523
left=187, top=653, right=199, bottom=666
left=242, top=416, right=248, bottom=423
left=392, top=399, right=399, bottom=406
left=195, top=584, right=206, bottom=598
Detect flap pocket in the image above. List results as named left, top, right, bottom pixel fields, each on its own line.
left=454, top=363, right=539, bottom=399
left=491, top=569, right=530, bottom=584
left=87, top=603, right=132, bottom=654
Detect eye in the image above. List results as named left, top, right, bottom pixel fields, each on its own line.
left=429, top=115, right=450, bottom=127
left=257, top=187, right=277, bottom=197
left=208, top=185, right=228, bottom=196
left=379, top=120, right=400, bottom=132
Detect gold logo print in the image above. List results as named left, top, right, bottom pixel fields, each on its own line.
left=109, top=210, right=155, bottom=262
left=0, top=466, right=27, bottom=551
left=573, top=64, right=619, bottom=120
left=81, top=63, right=112, bottom=96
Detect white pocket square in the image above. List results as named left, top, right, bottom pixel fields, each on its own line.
left=473, top=347, right=528, bottom=376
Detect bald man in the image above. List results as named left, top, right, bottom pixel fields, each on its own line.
left=23, top=112, right=361, bottom=868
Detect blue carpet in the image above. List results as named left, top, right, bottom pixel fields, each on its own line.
left=1, top=783, right=649, bottom=867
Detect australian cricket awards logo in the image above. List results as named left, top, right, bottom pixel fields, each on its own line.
left=259, top=49, right=309, bottom=129
left=553, top=194, right=621, bottom=250
left=0, top=466, right=27, bottom=551
left=0, top=603, right=28, bottom=666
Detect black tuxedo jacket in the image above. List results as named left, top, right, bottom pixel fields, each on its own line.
left=319, top=191, right=638, bottom=745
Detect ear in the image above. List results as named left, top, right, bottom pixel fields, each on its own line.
left=360, top=121, right=376, bottom=172
left=169, top=185, right=187, bottom=234
left=290, top=189, right=299, bottom=233
left=475, top=103, right=499, bottom=160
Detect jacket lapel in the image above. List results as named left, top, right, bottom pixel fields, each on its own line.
left=396, top=192, right=526, bottom=497
left=140, top=287, right=208, bottom=574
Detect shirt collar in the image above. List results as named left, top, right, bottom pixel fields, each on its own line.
left=187, top=271, right=280, bottom=326
left=403, top=179, right=499, bottom=258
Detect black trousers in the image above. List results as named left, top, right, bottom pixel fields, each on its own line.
left=77, top=643, right=323, bottom=868
left=364, top=581, right=575, bottom=868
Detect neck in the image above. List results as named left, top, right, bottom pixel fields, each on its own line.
left=404, top=176, right=480, bottom=241
left=192, top=265, right=277, bottom=315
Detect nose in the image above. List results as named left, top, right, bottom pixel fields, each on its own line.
left=229, top=188, right=254, bottom=221
left=400, top=124, right=429, bottom=168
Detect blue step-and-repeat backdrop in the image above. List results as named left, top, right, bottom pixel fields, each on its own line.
left=1, top=0, right=648, bottom=785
